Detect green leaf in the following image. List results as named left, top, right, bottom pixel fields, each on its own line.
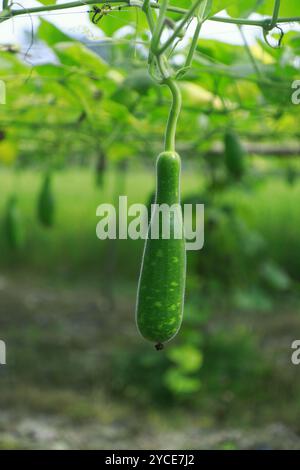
left=195, top=39, right=247, bottom=65
left=171, top=1, right=234, bottom=17
left=54, top=42, right=108, bottom=75
left=260, top=261, right=291, bottom=291
left=164, top=368, right=202, bottom=394
left=123, top=69, right=155, bottom=95
left=38, top=0, right=56, bottom=5
left=167, top=345, right=203, bottom=373
left=171, top=0, right=192, bottom=9
left=227, top=0, right=265, bottom=17
left=38, top=19, right=71, bottom=46
left=169, top=0, right=193, bottom=19
left=210, top=0, right=238, bottom=15
left=258, top=0, right=299, bottom=17
left=35, top=64, right=67, bottom=79
left=90, top=5, right=148, bottom=37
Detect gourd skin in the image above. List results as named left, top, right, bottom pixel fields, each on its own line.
left=224, top=130, right=245, bottom=180
left=38, top=173, right=54, bottom=227
left=136, top=151, right=186, bottom=346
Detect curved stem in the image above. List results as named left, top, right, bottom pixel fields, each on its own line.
left=163, top=78, right=182, bottom=152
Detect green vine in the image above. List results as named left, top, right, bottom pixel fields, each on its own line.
left=1, top=0, right=299, bottom=157
left=163, top=78, right=182, bottom=153
left=1, top=0, right=300, bottom=30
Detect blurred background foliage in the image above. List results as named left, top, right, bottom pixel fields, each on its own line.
left=0, top=0, right=300, bottom=449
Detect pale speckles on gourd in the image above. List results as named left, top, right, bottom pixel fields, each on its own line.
left=169, top=304, right=177, bottom=311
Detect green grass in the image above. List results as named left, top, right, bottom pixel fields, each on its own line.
left=0, top=165, right=201, bottom=277
left=1, top=166, right=300, bottom=284
left=247, top=179, right=300, bottom=279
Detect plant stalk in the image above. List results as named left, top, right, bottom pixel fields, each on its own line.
left=163, top=78, right=182, bottom=153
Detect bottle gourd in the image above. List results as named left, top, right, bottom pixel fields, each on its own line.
left=136, top=151, right=186, bottom=350
left=224, top=130, right=245, bottom=180
left=37, top=172, right=54, bottom=227
left=5, top=195, right=24, bottom=250
left=95, top=150, right=106, bottom=188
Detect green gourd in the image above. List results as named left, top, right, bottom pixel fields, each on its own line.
left=95, top=150, right=107, bottom=188
left=136, top=151, right=186, bottom=350
left=123, top=69, right=154, bottom=96
left=37, top=172, right=54, bottom=227
left=286, top=166, right=297, bottom=186
left=224, top=130, right=245, bottom=180
left=5, top=195, right=24, bottom=250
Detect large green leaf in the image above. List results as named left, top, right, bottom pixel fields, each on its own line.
left=210, top=0, right=240, bottom=14
left=38, top=0, right=56, bottom=5
left=168, top=0, right=191, bottom=20
left=258, top=0, right=300, bottom=17
left=171, top=0, right=237, bottom=16
left=90, top=5, right=148, bottom=37
left=54, top=42, right=108, bottom=75
left=35, top=63, right=68, bottom=79
left=227, top=0, right=265, bottom=17
left=171, top=0, right=192, bottom=8
left=195, top=38, right=248, bottom=65
left=38, top=19, right=71, bottom=46
left=210, top=0, right=300, bottom=17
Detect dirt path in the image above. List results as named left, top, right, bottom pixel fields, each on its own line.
left=1, top=413, right=300, bottom=449
left=0, top=272, right=300, bottom=450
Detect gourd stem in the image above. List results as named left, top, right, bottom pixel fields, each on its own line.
left=163, top=78, right=182, bottom=153
left=158, top=0, right=204, bottom=56
left=185, top=17, right=202, bottom=68
left=151, top=0, right=169, bottom=54
left=270, top=0, right=281, bottom=29
left=143, top=0, right=155, bottom=32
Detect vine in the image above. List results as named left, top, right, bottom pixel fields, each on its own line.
left=1, top=0, right=300, bottom=29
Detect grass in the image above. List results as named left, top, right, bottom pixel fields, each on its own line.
left=247, top=178, right=300, bottom=279
left=1, top=165, right=300, bottom=283
left=0, top=165, right=201, bottom=277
